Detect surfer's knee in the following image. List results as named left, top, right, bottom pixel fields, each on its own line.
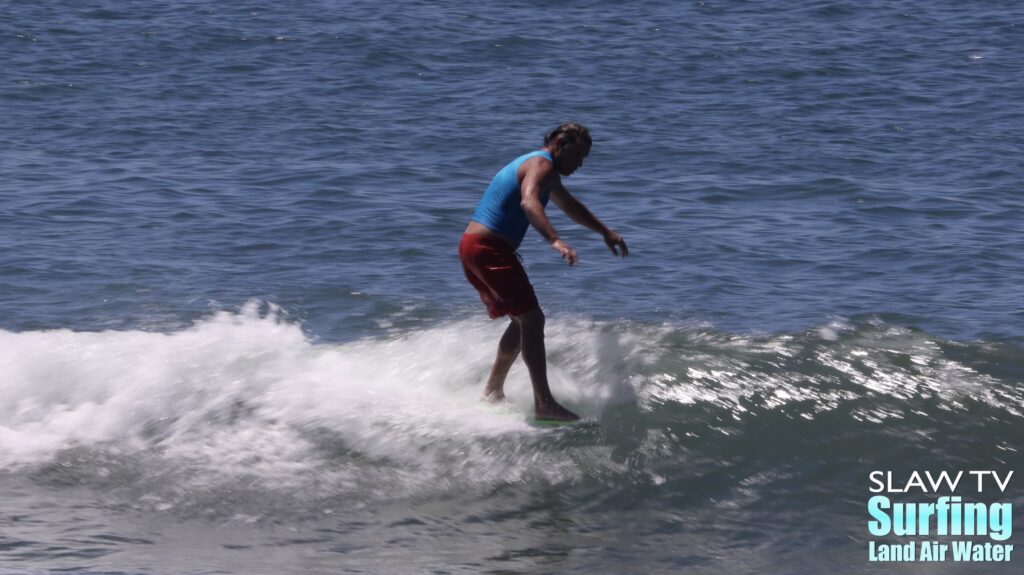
left=513, top=306, right=544, bottom=330
left=499, top=322, right=521, bottom=352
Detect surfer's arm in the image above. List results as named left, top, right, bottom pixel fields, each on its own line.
left=551, top=184, right=629, bottom=257
left=521, top=161, right=578, bottom=265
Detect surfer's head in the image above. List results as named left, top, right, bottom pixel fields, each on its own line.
left=544, top=122, right=591, bottom=176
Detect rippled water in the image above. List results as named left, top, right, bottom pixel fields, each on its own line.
left=2, top=1, right=1022, bottom=573
left=5, top=0, right=1022, bottom=341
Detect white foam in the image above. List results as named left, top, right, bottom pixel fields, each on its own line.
left=0, top=304, right=634, bottom=494
left=7, top=308, right=1008, bottom=504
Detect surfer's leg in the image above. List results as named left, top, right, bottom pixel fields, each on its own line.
left=515, top=307, right=580, bottom=421
left=483, top=320, right=520, bottom=401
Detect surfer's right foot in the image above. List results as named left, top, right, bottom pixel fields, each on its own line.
left=534, top=402, right=580, bottom=422
left=482, top=388, right=506, bottom=403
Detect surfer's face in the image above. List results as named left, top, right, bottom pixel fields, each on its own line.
left=555, top=142, right=590, bottom=176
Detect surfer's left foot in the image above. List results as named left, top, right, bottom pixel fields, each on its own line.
left=534, top=401, right=579, bottom=422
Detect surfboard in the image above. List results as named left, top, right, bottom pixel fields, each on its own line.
left=530, top=417, right=598, bottom=429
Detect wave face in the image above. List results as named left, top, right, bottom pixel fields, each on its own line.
left=2, top=306, right=1022, bottom=573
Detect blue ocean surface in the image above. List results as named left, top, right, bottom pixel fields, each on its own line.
left=1, top=1, right=1022, bottom=574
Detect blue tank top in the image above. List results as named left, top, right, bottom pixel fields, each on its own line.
left=470, top=150, right=553, bottom=250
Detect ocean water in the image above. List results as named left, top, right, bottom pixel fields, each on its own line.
left=1, top=1, right=1022, bottom=574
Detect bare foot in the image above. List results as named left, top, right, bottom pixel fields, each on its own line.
left=534, top=401, right=580, bottom=422
left=482, top=389, right=506, bottom=403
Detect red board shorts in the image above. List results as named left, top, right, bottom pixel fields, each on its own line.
left=459, top=233, right=540, bottom=319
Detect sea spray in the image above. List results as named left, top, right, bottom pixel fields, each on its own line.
left=1, top=305, right=1022, bottom=520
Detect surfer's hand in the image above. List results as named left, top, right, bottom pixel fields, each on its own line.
left=603, top=230, right=628, bottom=257
left=551, top=238, right=578, bottom=265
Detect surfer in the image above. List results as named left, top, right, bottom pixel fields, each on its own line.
left=459, top=122, right=628, bottom=422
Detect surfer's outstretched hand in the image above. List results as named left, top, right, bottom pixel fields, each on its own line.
left=603, top=230, right=628, bottom=257
left=551, top=238, right=579, bottom=265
